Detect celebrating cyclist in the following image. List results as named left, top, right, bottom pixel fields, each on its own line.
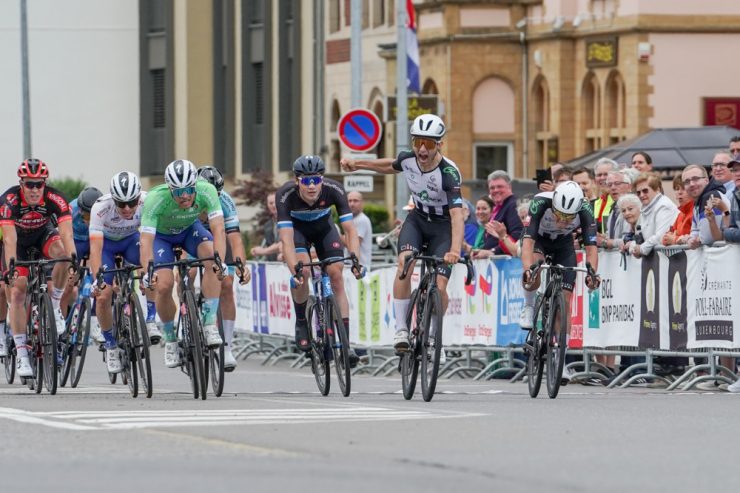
left=340, top=114, right=464, bottom=352
left=139, top=159, right=227, bottom=368
left=196, top=165, right=251, bottom=371
left=519, top=181, right=600, bottom=331
left=88, top=171, right=159, bottom=373
left=0, top=159, right=77, bottom=377
left=276, top=155, right=364, bottom=356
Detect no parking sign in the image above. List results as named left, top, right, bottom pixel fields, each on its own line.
left=337, top=109, right=382, bottom=152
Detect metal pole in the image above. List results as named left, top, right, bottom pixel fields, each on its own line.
left=520, top=30, right=529, bottom=180
left=350, top=0, right=362, bottom=108
left=395, top=0, right=409, bottom=220
left=20, top=0, right=32, bottom=157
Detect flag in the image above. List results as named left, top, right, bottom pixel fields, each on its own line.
left=406, top=0, right=420, bottom=93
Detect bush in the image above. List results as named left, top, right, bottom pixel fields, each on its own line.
left=364, top=203, right=390, bottom=232
left=47, top=176, right=88, bottom=202
left=231, top=169, right=278, bottom=228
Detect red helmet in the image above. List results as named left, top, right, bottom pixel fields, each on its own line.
left=18, top=158, right=49, bottom=179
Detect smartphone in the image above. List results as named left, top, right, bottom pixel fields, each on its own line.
left=535, top=168, right=552, bottom=186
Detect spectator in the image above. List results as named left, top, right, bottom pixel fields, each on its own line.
left=720, top=158, right=740, bottom=242
left=553, top=167, right=574, bottom=185
left=626, top=173, right=678, bottom=258
left=573, top=167, right=597, bottom=204
left=462, top=199, right=478, bottom=248
left=599, top=169, right=633, bottom=250
left=593, top=158, right=620, bottom=233
left=616, top=193, right=642, bottom=251
left=250, top=192, right=280, bottom=261
left=730, top=135, right=740, bottom=159
left=466, top=196, right=496, bottom=258
left=662, top=175, right=694, bottom=246
left=711, top=151, right=735, bottom=194
left=631, top=151, right=653, bottom=173
left=345, top=191, right=373, bottom=269
left=537, top=163, right=564, bottom=192
left=681, top=164, right=730, bottom=248
left=486, top=170, right=524, bottom=255
left=517, top=200, right=531, bottom=224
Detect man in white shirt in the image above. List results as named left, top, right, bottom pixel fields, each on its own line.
left=346, top=191, right=373, bottom=269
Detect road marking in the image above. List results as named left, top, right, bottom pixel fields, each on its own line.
left=0, top=406, right=484, bottom=431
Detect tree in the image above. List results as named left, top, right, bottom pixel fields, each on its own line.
left=47, top=176, right=88, bottom=202
left=231, top=169, right=278, bottom=228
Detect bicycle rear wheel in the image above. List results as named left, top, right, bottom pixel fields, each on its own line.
left=207, top=308, right=225, bottom=397
left=129, top=293, right=153, bottom=398
left=420, top=288, right=443, bottom=402
left=546, top=292, right=568, bottom=399
left=527, top=294, right=546, bottom=398
left=307, top=301, right=330, bottom=396
left=64, top=298, right=92, bottom=388
left=3, top=336, right=15, bottom=384
left=329, top=298, right=351, bottom=397
left=185, top=291, right=207, bottom=400
left=120, top=301, right=139, bottom=398
left=39, top=294, right=58, bottom=395
left=401, top=289, right=421, bottom=400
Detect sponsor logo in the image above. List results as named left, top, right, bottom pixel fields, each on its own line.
left=529, top=199, right=546, bottom=215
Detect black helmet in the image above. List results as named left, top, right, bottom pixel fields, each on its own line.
left=197, top=165, right=225, bottom=192
left=77, top=187, right=103, bottom=213
left=292, top=155, right=325, bottom=176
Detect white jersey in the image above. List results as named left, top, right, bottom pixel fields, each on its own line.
left=89, top=192, right=147, bottom=241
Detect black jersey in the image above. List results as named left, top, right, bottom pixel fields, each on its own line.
left=523, top=192, right=597, bottom=245
left=0, top=185, right=72, bottom=236
left=275, top=178, right=353, bottom=230
left=392, top=151, right=463, bottom=218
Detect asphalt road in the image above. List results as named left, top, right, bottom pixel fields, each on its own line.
left=0, top=347, right=737, bottom=493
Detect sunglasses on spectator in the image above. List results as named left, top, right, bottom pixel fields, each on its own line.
left=636, top=187, right=651, bottom=196
left=22, top=180, right=45, bottom=189
left=299, top=175, right=323, bottom=187
left=411, top=137, right=440, bottom=150
left=711, top=162, right=728, bottom=168
left=171, top=186, right=196, bottom=198
left=553, top=210, right=576, bottom=222
left=605, top=181, right=627, bottom=187
left=114, top=198, right=139, bottom=209
left=682, top=176, right=706, bottom=187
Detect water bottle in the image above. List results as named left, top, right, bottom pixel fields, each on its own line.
left=321, top=274, right=333, bottom=297
left=81, top=273, right=93, bottom=297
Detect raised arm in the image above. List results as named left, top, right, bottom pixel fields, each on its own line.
left=340, top=157, right=398, bottom=175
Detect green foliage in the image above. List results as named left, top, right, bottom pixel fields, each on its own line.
left=363, top=203, right=390, bottom=232
left=242, top=231, right=253, bottom=260
left=47, top=176, right=88, bottom=202
left=231, top=169, right=278, bottom=228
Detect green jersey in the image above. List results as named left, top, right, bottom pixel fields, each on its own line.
left=140, top=181, right=223, bottom=235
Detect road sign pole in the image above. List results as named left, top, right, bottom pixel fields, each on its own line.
left=395, top=0, right=409, bottom=221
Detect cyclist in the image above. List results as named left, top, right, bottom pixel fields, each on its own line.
left=0, top=159, right=77, bottom=377
left=139, top=159, right=227, bottom=368
left=0, top=229, right=6, bottom=357
left=89, top=171, right=160, bottom=373
left=60, top=186, right=103, bottom=342
left=340, top=113, right=464, bottom=352
left=276, top=155, right=364, bottom=358
left=519, top=181, right=600, bottom=331
left=196, top=165, right=251, bottom=371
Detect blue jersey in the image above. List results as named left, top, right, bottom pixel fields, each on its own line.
left=201, top=190, right=240, bottom=234
left=69, top=199, right=89, bottom=241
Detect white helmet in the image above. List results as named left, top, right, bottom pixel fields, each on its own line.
left=552, top=181, right=584, bottom=215
left=410, top=114, right=446, bottom=140
left=110, top=171, right=141, bottom=202
left=164, top=159, right=197, bottom=188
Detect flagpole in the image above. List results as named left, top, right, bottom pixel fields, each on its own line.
left=350, top=0, right=362, bottom=108
left=395, top=0, right=409, bottom=220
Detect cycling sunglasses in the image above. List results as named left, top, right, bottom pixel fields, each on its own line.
left=22, top=180, right=45, bottom=189
left=299, top=175, right=323, bottom=186
left=553, top=209, right=576, bottom=222
left=171, top=186, right=196, bottom=198
left=411, top=137, right=440, bottom=150
left=114, top=198, right=139, bottom=209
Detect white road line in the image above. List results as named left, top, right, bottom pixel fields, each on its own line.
left=0, top=407, right=99, bottom=431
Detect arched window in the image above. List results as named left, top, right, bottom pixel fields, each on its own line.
left=422, top=78, right=439, bottom=95
left=581, top=72, right=601, bottom=153
left=532, top=75, right=555, bottom=169
left=605, top=70, right=626, bottom=145
left=368, top=87, right=386, bottom=157
left=329, top=99, right=341, bottom=171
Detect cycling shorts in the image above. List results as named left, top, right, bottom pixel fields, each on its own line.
left=3, top=223, right=61, bottom=278
left=533, top=236, right=577, bottom=292
left=152, top=222, right=214, bottom=270
left=292, top=218, right=344, bottom=261
left=100, top=233, right=141, bottom=284
left=398, top=211, right=453, bottom=278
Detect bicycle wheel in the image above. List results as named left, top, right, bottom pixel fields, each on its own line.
left=420, top=288, right=443, bottom=402
left=205, top=307, right=225, bottom=397
left=70, top=298, right=91, bottom=388
left=401, top=289, right=421, bottom=400
left=526, top=294, right=546, bottom=398
left=545, top=291, right=568, bottom=399
left=129, top=293, right=153, bottom=398
left=39, top=294, right=58, bottom=395
left=59, top=303, right=75, bottom=388
left=120, top=301, right=139, bottom=398
left=328, top=298, right=351, bottom=397
left=3, top=336, right=15, bottom=384
left=307, top=300, right=330, bottom=396
left=184, top=291, right=207, bottom=400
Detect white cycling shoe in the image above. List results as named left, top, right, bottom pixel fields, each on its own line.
left=393, top=329, right=410, bottom=352
left=106, top=348, right=123, bottom=374
left=519, top=304, right=534, bottom=330
left=223, top=347, right=237, bottom=371
left=17, top=356, right=33, bottom=377
left=90, top=316, right=105, bottom=344
left=164, top=342, right=181, bottom=368
left=147, top=322, right=163, bottom=345
left=54, top=307, right=66, bottom=336
left=203, top=325, right=223, bottom=348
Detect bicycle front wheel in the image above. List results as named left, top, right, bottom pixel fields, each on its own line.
left=207, top=308, right=225, bottom=397
left=3, top=336, right=15, bottom=384
left=328, top=298, right=351, bottom=397
left=527, top=294, right=546, bottom=398
left=39, top=294, right=58, bottom=395
left=185, top=291, right=207, bottom=400
left=307, top=300, right=330, bottom=396
left=129, top=293, right=153, bottom=398
left=401, top=289, right=421, bottom=400
left=420, top=288, right=443, bottom=402
left=545, top=292, right=568, bottom=399
left=67, top=298, right=92, bottom=388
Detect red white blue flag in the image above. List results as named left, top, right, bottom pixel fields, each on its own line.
left=406, top=0, right=420, bottom=93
